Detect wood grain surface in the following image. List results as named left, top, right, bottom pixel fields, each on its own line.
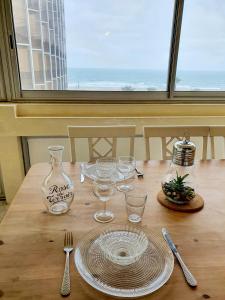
left=0, top=160, right=225, bottom=299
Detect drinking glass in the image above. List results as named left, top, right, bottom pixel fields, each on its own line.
left=96, top=157, right=116, bottom=179
left=116, top=156, right=136, bottom=192
left=125, top=188, right=148, bottom=223
left=93, top=177, right=115, bottom=223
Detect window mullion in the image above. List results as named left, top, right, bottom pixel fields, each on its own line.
left=0, top=0, right=21, bottom=100
left=167, top=0, right=184, bottom=99
left=0, top=52, right=6, bottom=100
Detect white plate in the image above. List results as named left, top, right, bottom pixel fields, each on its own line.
left=82, top=163, right=133, bottom=182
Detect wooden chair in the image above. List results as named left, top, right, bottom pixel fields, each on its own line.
left=209, top=126, right=225, bottom=159
left=67, top=125, right=136, bottom=163
left=143, top=126, right=209, bottom=160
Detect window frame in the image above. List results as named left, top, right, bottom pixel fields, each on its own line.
left=2, top=0, right=225, bottom=104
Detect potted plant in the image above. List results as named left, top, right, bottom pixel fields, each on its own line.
left=162, top=172, right=195, bottom=205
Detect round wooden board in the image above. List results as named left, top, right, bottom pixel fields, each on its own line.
left=157, top=190, right=204, bottom=212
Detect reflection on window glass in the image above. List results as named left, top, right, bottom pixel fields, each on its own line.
left=48, top=2, right=54, bottom=29
left=17, top=45, right=33, bottom=89
left=176, top=0, right=225, bottom=91
left=28, top=0, right=39, bottom=10
left=29, top=11, right=42, bottom=49
left=42, top=23, right=50, bottom=53
left=12, top=0, right=174, bottom=91
left=44, top=54, right=51, bottom=81
left=12, top=0, right=66, bottom=90
left=51, top=55, right=56, bottom=78
left=40, top=0, right=48, bottom=22
left=35, top=84, right=45, bottom=89
left=12, top=0, right=29, bottom=44
left=33, top=50, right=44, bottom=83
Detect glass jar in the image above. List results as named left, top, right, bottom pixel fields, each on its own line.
left=41, top=145, right=74, bottom=214
left=162, top=139, right=196, bottom=204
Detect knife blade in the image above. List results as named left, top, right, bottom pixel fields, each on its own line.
left=162, top=228, right=197, bottom=287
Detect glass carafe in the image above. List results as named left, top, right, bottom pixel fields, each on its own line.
left=41, top=145, right=74, bottom=214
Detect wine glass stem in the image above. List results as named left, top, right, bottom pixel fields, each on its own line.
left=103, top=201, right=106, bottom=214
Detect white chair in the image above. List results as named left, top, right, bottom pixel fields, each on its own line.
left=67, top=125, right=136, bottom=163
left=143, top=126, right=209, bottom=160
left=209, top=126, right=225, bottom=159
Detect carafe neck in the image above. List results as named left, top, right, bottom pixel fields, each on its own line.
left=48, top=145, right=64, bottom=173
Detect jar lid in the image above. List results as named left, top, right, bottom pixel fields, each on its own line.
left=172, top=139, right=196, bottom=166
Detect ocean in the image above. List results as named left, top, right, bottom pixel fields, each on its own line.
left=67, top=68, right=225, bottom=91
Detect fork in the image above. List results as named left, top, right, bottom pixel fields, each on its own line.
left=60, top=232, right=73, bottom=296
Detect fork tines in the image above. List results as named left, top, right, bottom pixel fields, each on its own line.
left=64, top=231, right=73, bottom=247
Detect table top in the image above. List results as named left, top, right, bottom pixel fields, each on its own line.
left=0, top=160, right=225, bottom=299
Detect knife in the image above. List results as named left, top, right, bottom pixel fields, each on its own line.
left=162, top=228, right=197, bottom=287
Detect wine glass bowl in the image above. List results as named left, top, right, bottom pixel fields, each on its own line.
left=93, top=178, right=115, bottom=201
left=116, top=156, right=136, bottom=192
left=93, top=177, right=115, bottom=223
left=96, top=157, right=116, bottom=179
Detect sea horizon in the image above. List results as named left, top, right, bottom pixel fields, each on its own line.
left=67, top=67, right=225, bottom=92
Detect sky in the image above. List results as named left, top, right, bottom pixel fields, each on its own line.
left=65, top=0, right=225, bottom=71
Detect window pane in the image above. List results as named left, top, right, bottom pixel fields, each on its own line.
left=29, top=10, right=42, bottom=49
left=48, top=2, right=54, bottom=29
left=40, top=0, right=48, bottom=22
left=65, top=0, right=174, bottom=91
left=176, top=0, right=225, bottom=91
left=32, top=50, right=44, bottom=83
left=12, top=0, right=29, bottom=44
left=17, top=45, right=33, bottom=89
left=28, top=0, right=39, bottom=10
left=42, top=22, right=50, bottom=53
left=12, top=0, right=174, bottom=91
left=44, top=54, right=51, bottom=80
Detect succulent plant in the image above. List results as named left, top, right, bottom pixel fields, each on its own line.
left=162, top=172, right=195, bottom=204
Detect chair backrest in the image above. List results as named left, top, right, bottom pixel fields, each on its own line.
left=67, top=125, right=136, bottom=163
left=209, top=126, right=225, bottom=159
left=143, top=126, right=209, bottom=160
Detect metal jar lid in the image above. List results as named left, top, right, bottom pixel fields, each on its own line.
left=172, top=139, right=196, bottom=166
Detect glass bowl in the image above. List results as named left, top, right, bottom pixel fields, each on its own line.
left=98, top=225, right=149, bottom=266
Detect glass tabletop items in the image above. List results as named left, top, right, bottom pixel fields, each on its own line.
left=74, top=224, right=174, bottom=298
left=96, top=157, right=117, bottom=179
left=93, top=177, right=115, bottom=223
left=41, top=145, right=74, bottom=214
left=98, top=226, right=149, bottom=266
left=116, top=156, right=136, bottom=192
left=82, top=161, right=133, bottom=182
left=125, top=188, right=148, bottom=223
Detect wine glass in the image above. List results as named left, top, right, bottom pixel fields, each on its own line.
left=116, top=156, right=136, bottom=192
left=93, top=177, right=115, bottom=223
left=96, top=157, right=116, bottom=179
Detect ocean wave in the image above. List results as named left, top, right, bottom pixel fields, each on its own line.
left=68, top=81, right=166, bottom=91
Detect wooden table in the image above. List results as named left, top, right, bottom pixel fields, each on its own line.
left=1, top=160, right=225, bottom=300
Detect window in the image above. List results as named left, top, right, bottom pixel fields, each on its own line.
left=1, top=0, right=224, bottom=101
left=0, top=54, right=6, bottom=99
left=176, top=0, right=225, bottom=91
left=11, top=0, right=174, bottom=92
